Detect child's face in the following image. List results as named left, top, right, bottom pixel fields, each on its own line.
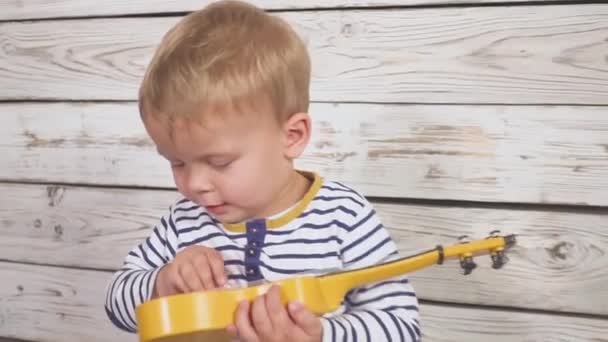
left=143, top=104, right=309, bottom=224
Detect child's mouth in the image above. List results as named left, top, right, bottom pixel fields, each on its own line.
left=206, top=203, right=227, bottom=215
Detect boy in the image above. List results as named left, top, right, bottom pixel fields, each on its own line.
left=104, top=1, right=420, bottom=341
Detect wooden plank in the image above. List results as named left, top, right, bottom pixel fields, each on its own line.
left=2, top=102, right=608, bottom=205
left=1, top=262, right=607, bottom=342
left=0, top=262, right=135, bottom=342
left=1, top=5, right=607, bottom=104
left=0, top=0, right=573, bottom=21
left=1, top=183, right=606, bottom=316
left=419, top=304, right=608, bottom=342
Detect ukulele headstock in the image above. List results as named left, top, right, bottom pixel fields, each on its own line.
left=452, top=230, right=517, bottom=275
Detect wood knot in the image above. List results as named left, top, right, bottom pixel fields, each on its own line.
left=318, top=121, right=337, bottom=135
left=119, top=137, right=153, bottom=148
left=54, top=224, right=64, bottom=236
left=3, top=42, right=16, bottom=54
left=23, top=130, right=65, bottom=149
left=47, top=186, right=65, bottom=207
left=17, top=285, right=24, bottom=292
left=425, top=164, right=443, bottom=179
left=336, top=151, right=357, bottom=162
left=546, top=241, right=572, bottom=260
left=34, top=219, right=42, bottom=228
left=315, top=140, right=334, bottom=149
left=45, top=288, right=62, bottom=297
left=341, top=23, right=354, bottom=36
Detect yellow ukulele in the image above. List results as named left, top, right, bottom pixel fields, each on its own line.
left=136, top=232, right=516, bottom=342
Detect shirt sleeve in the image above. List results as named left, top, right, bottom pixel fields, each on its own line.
left=104, top=208, right=179, bottom=333
left=322, top=198, right=421, bottom=342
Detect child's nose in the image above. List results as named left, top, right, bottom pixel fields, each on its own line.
left=185, top=167, right=214, bottom=194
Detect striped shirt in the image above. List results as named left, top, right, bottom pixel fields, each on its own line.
left=104, top=173, right=421, bottom=341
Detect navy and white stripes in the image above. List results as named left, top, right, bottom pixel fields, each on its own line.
left=104, top=180, right=420, bottom=341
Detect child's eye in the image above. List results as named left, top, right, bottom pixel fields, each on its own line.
left=209, top=159, right=233, bottom=168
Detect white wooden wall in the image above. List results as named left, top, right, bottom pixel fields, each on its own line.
left=1, top=0, right=607, bottom=341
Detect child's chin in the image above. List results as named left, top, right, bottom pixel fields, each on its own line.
left=215, top=211, right=246, bottom=224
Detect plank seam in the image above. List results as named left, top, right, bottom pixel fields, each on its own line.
left=1, top=99, right=608, bottom=107
left=1, top=180, right=607, bottom=212
left=0, top=0, right=604, bottom=23
left=420, top=298, right=608, bottom=320
left=371, top=196, right=608, bottom=214
left=0, top=258, right=116, bottom=273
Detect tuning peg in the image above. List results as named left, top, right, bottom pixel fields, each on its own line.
left=457, top=235, right=476, bottom=274
left=460, top=255, right=477, bottom=275
left=491, top=250, right=508, bottom=269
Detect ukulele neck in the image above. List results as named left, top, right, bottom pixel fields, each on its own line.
left=317, top=248, right=439, bottom=311
left=316, top=236, right=512, bottom=311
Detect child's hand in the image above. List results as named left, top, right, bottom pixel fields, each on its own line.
left=153, top=245, right=226, bottom=297
left=227, top=285, right=322, bottom=342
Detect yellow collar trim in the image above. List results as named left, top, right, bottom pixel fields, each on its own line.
left=223, top=172, right=323, bottom=232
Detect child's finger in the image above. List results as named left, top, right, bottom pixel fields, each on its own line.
left=288, top=301, right=322, bottom=336
left=251, top=293, right=273, bottom=337
left=179, top=262, right=204, bottom=292
left=168, top=264, right=188, bottom=293
left=172, top=273, right=188, bottom=294
left=266, top=285, right=291, bottom=331
left=207, top=251, right=227, bottom=287
left=192, top=255, right=215, bottom=290
left=234, top=301, right=259, bottom=342
left=226, top=324, right=238, bottom=338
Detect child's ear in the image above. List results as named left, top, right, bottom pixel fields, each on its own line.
left=282, top=112, right=311, bottom=159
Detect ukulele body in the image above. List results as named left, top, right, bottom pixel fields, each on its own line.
left=136, top=276, right=330, bottom=342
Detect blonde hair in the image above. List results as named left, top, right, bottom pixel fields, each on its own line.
left=138, top=0, right=311, bottom=123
